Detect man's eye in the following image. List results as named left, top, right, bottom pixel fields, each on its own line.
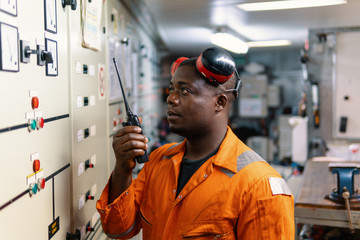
left=168, top=87, right=174, bottom=94
left=181, top=87, right=190, bottom=94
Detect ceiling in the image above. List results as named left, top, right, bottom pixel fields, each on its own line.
left=142, top=0, right=360, bottom=56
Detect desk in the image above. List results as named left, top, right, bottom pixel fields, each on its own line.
left=295, top=160, right=360, bottom=234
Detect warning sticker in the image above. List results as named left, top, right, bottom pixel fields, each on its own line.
left=48, top=216, right=60, bottom=239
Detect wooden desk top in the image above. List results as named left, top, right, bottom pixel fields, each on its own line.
left=295, top=159, right=360, bottom=210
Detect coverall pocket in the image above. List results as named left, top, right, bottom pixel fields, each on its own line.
left=257, top=195, right=294, bottom=240
left=181, top=220, right=235, bottom=239
left=182, top=232, right=231, bottom=239
left=139, top=208, right=156, bottom=238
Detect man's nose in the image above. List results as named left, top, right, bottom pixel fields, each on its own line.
left=167, top=92, right=179, bottom=106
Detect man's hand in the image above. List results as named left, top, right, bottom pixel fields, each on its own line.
left=109, top=123, right=148, bottom=203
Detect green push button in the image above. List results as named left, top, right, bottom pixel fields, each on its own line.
left=32, top=183, right=38, bottom=194
left=31, top=119, right=37, bottom=130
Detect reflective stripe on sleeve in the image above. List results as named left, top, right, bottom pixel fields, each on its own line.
left=268, top=177, right=292, bottom=196
left=237, top=150, right=265, bottom=172
left=106, top=220, right=136, bottom=238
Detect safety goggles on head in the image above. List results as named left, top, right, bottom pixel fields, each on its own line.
left=170, top=47, right=242, bottom=98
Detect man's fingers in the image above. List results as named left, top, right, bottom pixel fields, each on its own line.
left=114, top=126, right=142, bottom=138
left=113, top=132, right=147, bottom=146
left=120, top=139, right=148, bottom=152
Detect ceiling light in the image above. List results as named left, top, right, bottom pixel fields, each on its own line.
left=237, top=0, right=347, bottom=12
left=211, top=32, right=249, bottom=54
left=247, top=40, right=292, bottom=48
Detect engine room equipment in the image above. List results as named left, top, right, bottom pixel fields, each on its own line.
left=326, top=162, right=360, bottom=203
left=325, top=162, right=360, bottom=232
left=288, top=116, right=308, bottom=165
left=295, top=160, right=360, bottom=233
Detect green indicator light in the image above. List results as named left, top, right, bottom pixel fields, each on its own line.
left=31, top=119, right=37, bottom=130
left=32, top=183, right=38, bottom=194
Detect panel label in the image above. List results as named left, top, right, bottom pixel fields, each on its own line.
left=90, top=95, right=95, bottom=106
left=89, top=65, right=95, bottom=76
left=25, top=112, right=35, bottom=120
left=90, top=125, right=96, bottom=136
left=90, top=154, right=96, bottom=165
left=77, top=129, right=83, bottom=142
left=34, top=111, right=43, bottom=118
left=78, top=162, right=85, bottom=176
left=75, top=61, right=82, bottom=74
left=91, top=183, right=97, bottom=196
left=48, top=216, right=60, bottom=239
left=30, top=152, right=40, bottom=161
left=76, top=96, right=83, bottom=108
left=29, top=90, right=38, bottom=97
left=26, top=173, right=36, bottom=185
left=78, top=195, right=85, bottom=210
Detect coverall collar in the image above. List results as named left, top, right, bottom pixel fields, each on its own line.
left=164, top=126, right=239, bottom=174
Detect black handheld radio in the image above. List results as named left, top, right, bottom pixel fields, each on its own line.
left=112, top=58, right=149, bottom=164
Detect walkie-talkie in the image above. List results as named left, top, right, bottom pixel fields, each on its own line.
left=113, top=58, right=149, bottom=164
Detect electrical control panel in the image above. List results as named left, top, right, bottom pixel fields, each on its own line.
left=239, top=75, right=268, bottom=118
left=0, top=0, right=162, bottom=239
left=334, top=31, right=360, bottom=139
left=0, top=1, right=71, bottom=239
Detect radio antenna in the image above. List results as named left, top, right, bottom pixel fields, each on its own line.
left=113, top=58, right=133, bottom=117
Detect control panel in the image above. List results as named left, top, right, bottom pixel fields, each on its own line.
left=0, top=0, right=161, bottom=239
left=334, top=31, right=360, bottom=139
left=0, top=0, right=71, bottom=239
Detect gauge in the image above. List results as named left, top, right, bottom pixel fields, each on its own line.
left=45, top=38, right=58, bottom=76
left=0, top=22, right=19, bottom=72
left=0, top=0, right=17, bottom=16
left=44, top=0, right=57, bottom=33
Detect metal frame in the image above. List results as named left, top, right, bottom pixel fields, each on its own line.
left=0, top=22, right=19, bottom=72
left=0, top=0, right=18, bottom=16
left=295, top=206, right=360, bottom=239
left=45, top=38, right=58, bottom=76
left=44, top=0, right=58, bottom=33
left=331, top=28, right=360, bottom=140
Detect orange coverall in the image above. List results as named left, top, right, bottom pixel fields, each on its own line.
left=96, top=127, right=295, bottom=239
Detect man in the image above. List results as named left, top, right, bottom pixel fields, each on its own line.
left=96, top=47, right=295, bottom=239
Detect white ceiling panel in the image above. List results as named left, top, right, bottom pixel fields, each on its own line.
left=143, top=0, right=360, bottom=55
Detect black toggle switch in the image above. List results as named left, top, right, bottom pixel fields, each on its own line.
left=121, top=37, right=128, bottom=45
left=37, top=45, right=53, bottom=66
left=86, top=221, right=94, bottom=232
left=86, top=191, right=94, bottom=201
left=84, top=128, right=89, bottom=138
left=41, top=51, right=53, bottom=64
left=339, top=116, right=347, bottom=133
left=83, top=97, right=89, bottom=106
left=62, top=0, right=77, bottom=11
left=66, top=229, right=81, bottom=240
left=85, top=159, right=94, bottom=170
left=83, top=64, right=88, bottom=74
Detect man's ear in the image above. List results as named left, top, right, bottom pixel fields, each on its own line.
left=215, top=94, right=228, bottom=113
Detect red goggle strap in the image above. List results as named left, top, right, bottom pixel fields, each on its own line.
left=196, top=54, right=234, bottom=84
left=171, top=57, right=189, bottom=76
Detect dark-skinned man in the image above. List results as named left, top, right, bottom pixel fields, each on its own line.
left=96, top=47, right=295, bottom=239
